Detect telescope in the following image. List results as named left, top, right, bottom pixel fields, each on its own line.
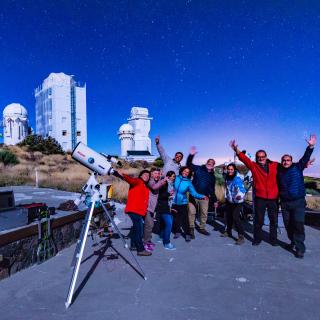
left=65, top=142, right=145, bottom=309
left=71, top=142, right=121, bottom=176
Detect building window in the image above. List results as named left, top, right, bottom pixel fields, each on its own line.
left=77, top=131, right=81, bottom=136
left=62, top=130, right=67, bottom=136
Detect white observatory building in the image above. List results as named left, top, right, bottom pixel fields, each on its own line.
left=118, top=107, right=156, bottom=162
left=35, top=72, right=87, bottom=151
left=3, top=103, right=29, bottom=145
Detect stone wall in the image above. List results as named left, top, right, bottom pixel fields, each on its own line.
left=0, top=210, right=104, bottom=281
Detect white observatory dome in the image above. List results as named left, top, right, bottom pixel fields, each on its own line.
left=119, top=123, right=134, bottom=134
left=3, top=103, right=28, bottom=117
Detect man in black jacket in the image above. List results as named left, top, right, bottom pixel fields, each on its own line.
left=187, top=146, right=218, bottom=237
left=278, top=134, right=316, bottom=258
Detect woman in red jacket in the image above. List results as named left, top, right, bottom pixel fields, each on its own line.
left=113, top=169, right=152, bottom=256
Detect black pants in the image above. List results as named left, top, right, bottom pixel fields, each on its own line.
left=172, top=204, right=190, bottom=236
left=225, top=202, right=245, bottom=236
left=128, top=212, right=144, bottom=252
left=254, top=197, right=278, bottom=244
left=281, top=198, right=306, bottom=253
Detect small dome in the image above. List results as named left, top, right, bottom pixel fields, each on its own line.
left=3, top=103, right=28, bottom=117
left=119, top=123, right=134, bottom=134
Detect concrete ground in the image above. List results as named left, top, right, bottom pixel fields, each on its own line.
left=0, top=206, right=319, bottom=320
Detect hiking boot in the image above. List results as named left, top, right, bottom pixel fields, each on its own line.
left=173, top=233, right=181, bottom=239
left=199, top=228, right=210, bottom=236
left=235, top=235, right=245, bottom=245
left=285, top=242, right=295, bottom=251
left=164, top=243, right=176, bottom=250
left=252, top=240, right=261, bottom=246
left=137, top=250, right=152, bottom=256
left=190, top=228, right=195, bottom=239
left=220, top=231, right=232, bottom=238
left=295, top=251, right=304, bottom=259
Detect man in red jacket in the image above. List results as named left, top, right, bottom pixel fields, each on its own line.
left=230, top=140, right=279, bottom=246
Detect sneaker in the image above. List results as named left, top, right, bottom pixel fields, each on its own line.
left=147, top=241, right=156, bottom=247
left=164, top=243, right=176, bottom=250
left=144, top=244, right=153, bottom=252
left=190, top=228, right=195, bottom=239
left=137, top=250, right=152, bottom=256
left=173, top=233, right=181, bottom=239
left=185, top=235, right=191, bottom=242
left=199, top=229, right=210, bottom=236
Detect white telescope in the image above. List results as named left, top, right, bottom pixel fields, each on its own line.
left=71, top=142, right=115, bottom=175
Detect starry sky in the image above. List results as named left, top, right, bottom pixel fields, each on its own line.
left=1, top=1, right=319, bottom=175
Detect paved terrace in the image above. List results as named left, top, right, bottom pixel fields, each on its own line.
left=0, top=203, right=319, bottom=320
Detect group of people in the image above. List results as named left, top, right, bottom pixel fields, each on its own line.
left=113, top=134, right=317, bottom=259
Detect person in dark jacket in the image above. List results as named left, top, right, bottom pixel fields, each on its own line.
left=187, top=146, right=218, bottom=237
left=156, top=171, right=177, bottom=250
left=230, top=140, right=279, bottom=246
left=113, top=169, right=152, bottom=256
left=278, top=134, right=316, bottom=258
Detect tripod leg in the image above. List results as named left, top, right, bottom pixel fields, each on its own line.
left=70, top=212, right=89, bottom=268
left=100, top=201, right=147, bottom=280
left=36, top=219, right=42, bottom=264
left=65, top=201, right=95, bottom=309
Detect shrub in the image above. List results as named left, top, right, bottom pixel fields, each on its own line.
left=0, top=149, right=19, bottom=165
left=18, top=135, right=65, bottom=155
left=153, top=157, right=164, bottom=167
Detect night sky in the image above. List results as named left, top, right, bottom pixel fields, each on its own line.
left=1, top=1, right=319, bottom=175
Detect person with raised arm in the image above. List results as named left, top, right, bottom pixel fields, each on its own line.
left=172, top=166, right=208, bottom=242
left=277, top=134, right=317, bottom=258
left=229, top=140, right=279, bottom=246
left=222, top=163, right=247, bottom=245
left=155, top=136, right=183, bottom=175
left=112, top=169, right=152, bottom=256
left=143, top=167, right=167, bottom=252
left=186, top=146, right=218, bottom=237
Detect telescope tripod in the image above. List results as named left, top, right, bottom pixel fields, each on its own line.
left=65, top=188, right=146, bottom=309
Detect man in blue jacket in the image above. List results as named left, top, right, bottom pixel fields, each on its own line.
left=187, top=146, right=218, bottom=237
left=277, top=134, right=316, bottom=259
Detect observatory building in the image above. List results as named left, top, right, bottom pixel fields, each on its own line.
left=2, top=103, right=29, bottom=145
left=118, top=107, right=156, bottom=162
left=35, top=72, right=87, bottom=151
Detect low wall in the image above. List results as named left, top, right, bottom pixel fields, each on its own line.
left=0, top=209, right=104, bottom=280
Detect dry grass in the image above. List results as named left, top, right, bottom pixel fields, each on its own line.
left=306, top=197, right=320, bottom=210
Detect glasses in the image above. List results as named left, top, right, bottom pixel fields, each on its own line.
left=282, top=159, right=292, bottom=162
left=257, top=156, right=266, bottom=159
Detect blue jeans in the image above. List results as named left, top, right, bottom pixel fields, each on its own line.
left=128, top=213, right=144, bottom=252
left=160, top=214, right=173, bottom=245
